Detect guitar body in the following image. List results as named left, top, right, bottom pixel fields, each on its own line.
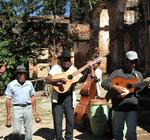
left=111, top=77, right=139, bottom=94
left=111, top=77, right=139, bottom=93
left=52, top=66, right=82, bottom=93
left=75, top=76, right=96, bottom=123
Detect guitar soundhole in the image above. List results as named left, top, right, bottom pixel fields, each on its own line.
left=68, top=75, right=73, bottom=79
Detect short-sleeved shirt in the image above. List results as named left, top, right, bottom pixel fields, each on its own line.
left=5, top=79, right=35, bottom=105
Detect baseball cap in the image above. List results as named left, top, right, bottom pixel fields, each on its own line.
left=125, top=51, right=138, bottom=60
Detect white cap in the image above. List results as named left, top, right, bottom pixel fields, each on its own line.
left=126, top=51, right=138, bottom=60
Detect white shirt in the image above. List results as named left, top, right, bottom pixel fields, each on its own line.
left=95, top=68, right=102, bottom=97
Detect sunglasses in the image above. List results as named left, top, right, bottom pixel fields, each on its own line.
left=126, top=58, right=138, bottom=64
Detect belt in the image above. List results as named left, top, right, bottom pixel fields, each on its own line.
left=13, top=103, right=31, bottom=107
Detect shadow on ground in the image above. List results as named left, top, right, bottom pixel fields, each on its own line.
left=137, top=87, right=150, bottom=133
left=33, top=127, right=55, bottom=140
left=4, top=133, right=25, bottom=140
left=3, top=128, right=55, bottom=140
left=138, top=110, right=150, bottom=133
left=74, top=121, right=112, bottom=140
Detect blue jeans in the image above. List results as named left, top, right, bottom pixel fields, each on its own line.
left=12, top=105, right=32, bottom=140
left=112, top=111, right=137, bottom=140
left=52, top=95, right=74, bottom=140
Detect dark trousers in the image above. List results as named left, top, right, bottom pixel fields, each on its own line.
left=52, top=95, right=74, bottom=140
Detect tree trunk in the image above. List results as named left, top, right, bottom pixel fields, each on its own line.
left=143, top=0, right=150, bottom=74
left=107, top=0, right=127, bottom=72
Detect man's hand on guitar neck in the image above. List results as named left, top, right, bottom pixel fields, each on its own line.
left=87, top=60, right=95, bottom=78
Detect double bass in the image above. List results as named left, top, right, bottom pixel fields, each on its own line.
left=75, top=75, right=96, bottom=124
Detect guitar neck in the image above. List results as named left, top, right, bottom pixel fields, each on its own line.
left=70, top=56, right=101, bottom=77
left=127, top=80, right=150, bottom=89
left=72, top=64, right=89, bottom=77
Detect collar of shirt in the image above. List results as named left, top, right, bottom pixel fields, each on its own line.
left=14, top=79, right=29, bottom=87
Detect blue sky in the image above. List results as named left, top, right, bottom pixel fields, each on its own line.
left=1, top=0, right=71, bottom=17
left=64, top=0, right=71, bottom=17
left=31, top=0, right=71, bottom=17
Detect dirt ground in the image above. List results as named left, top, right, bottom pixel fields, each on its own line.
left=1, top=91, right=150, bottom=140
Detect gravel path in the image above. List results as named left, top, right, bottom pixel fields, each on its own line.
left=1, top=92, right=150, bottom=140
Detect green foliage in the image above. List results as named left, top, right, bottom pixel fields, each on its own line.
left=41, top=0, right=69, bottom=54
left=88, top=0, right=99, bottom=6
left=42, top=0, right=67, bottom=16
left=71, top=0, right=99, bottom=22
left=0, top=0, right=72, bottom=94
left=0, top=0, right=42, bottom=94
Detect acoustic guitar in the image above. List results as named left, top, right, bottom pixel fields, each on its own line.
left=52, top=57, right=102, bottom=93
left=111, top=77, right=139, bottom=98
left=111, top=77, right=139, bottom=93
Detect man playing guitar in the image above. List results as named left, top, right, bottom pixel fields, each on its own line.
left=45, top=49, right=101, bottom=140
left=101, top=51, right=143, bottom=140
left=45, top=49, right=91, bottom=140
